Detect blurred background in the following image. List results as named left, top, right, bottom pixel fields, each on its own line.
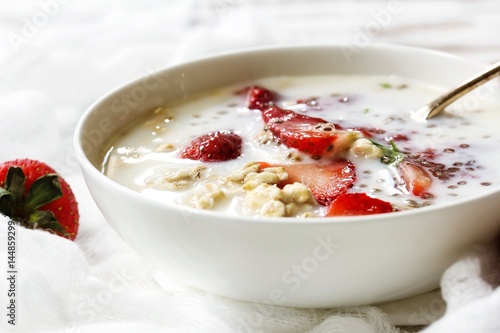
left=1, top=0, right=499, bottom=171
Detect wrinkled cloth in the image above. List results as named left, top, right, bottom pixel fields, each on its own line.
left=1, top=1, right=499, bottom=332
left=1, top=214, right=498, bottom=332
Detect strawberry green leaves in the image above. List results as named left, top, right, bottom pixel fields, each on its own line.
left=28, top=210, right=66, bottom=235
left=5, top=166, right=25, bottom=203
left=370, top=139, right=405, bottom=166
left=25, top=174, right=62, bottom=212
left=0, top=188, right=14, bottom=217
left=0, top=166, right=66, bottom=236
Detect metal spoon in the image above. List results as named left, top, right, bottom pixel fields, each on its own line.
left=411, top=60, right=500, bottom=122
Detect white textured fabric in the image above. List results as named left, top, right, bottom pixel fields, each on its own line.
left=0, top=216, right=403, bottom=333
left=422, top=244, right=500, bottom=333
left=0, top=1, right=499, bottom=332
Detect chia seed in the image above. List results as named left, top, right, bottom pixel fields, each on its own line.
left=420, top=193, right=435, bottom=200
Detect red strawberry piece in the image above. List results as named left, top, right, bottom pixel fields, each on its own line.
left=246, top=86, right=277, bottom=111
left=181, top=131, right=243, bottom=162
left=389, top=134, right=409, bottom=142
left=261, top=106, right=327, bottom=137
left=260, top=160, right=356, bottom=206
left=262, top=106, right=360, bottom=158
left=351, top=128, right=408, bottom=143
left=326, top=192, right=393, bottom=217
left=349, top=127, right=385, bottom=139
left=0, top=159, right=79, bottom=240
left=397, top=160, right=432, bottom=197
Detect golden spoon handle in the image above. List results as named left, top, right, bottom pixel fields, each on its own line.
left=426, top=60, right=500, bottom=119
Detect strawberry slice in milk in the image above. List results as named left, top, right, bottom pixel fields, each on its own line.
left=326, top=193, right=394, bottom=216
left=261, top=106, right=362, bottom=159
left=259, top=160, right=357, bottom=206
left=248, top=85, right=362, bottom=160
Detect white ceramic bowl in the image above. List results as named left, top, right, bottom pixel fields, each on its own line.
left=75, top=44, right=500, bottom=307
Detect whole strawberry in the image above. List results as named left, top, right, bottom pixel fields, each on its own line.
left=0, top=159, right=79, bottom=240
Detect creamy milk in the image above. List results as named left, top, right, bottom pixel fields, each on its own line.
left=102, top=75, right=500, bottom=217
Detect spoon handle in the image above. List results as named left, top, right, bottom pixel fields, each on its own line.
left=426, top=60, right=500, bottom=119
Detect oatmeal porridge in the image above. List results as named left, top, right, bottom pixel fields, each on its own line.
left=101, top=75, right=500, bottom=218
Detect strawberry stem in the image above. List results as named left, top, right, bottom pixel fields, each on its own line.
left=370, top=139, right=405, bottom=165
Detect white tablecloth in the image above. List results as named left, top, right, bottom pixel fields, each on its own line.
left=1, top=1, right=499, bottom=332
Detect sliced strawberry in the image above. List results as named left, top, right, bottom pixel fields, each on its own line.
left=371, top=140, right=434, bottom=198
left=0, top=159, right=79, bottom=240
left=260, top=160, right=356, bottom=206
left=326, top=192, right=393, bottom=217
left=261, top=106, right=328, bottom=137
left=353, top=127, right=386, bottom=139
left=181, top=131, right=242, bottom=162
left=262, top=106, right=360, bottom=158
left=389, top=134, right=410, bottom=142
left=397, top=160, right=432, bottom=196
left=246, top=86, right=277, bottom=111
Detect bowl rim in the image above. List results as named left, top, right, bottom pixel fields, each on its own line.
left=74, top=42, right=500, bottom=226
